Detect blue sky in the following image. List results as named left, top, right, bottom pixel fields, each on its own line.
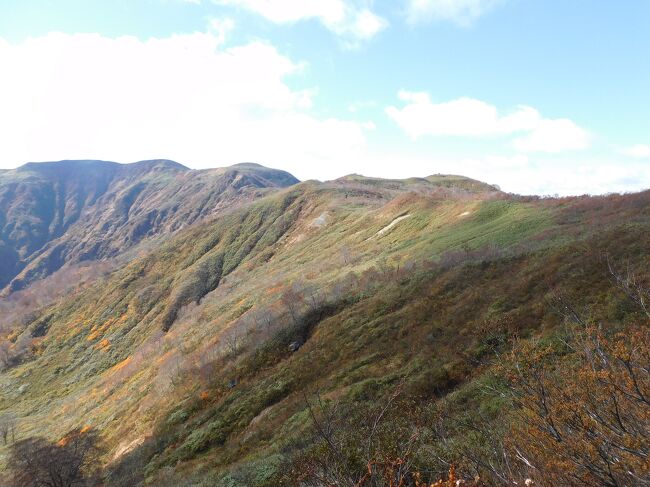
left=0, top=0, right=649, bottom=194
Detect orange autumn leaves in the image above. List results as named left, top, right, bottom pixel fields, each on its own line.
left=505, top=326, right=649, bottom=486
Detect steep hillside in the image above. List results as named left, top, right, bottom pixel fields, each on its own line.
left=0, top=174, right=648, bottom=486
left=0, top=160, right=298, bottom=293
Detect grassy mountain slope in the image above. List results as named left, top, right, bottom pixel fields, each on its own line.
left=0, top=160, right=298, bottom=293
left=0, top=175, right=648, bottom=485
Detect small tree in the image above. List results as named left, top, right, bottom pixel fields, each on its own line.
left=0, top=412, right=16, bottom=444
left=253, top=306, right=276, bottom=336
left=607, top=254, right=650, bottom=320
left=223, top=328, right=242, bottom=357
left=281, top=283, right=305, bottom=326
left=0, top=339, right=10, bottom=368
left=7, top=428, right=103, bottom=487
left=303, top=284, right=325, bottom=312
left=340, top=246, right=353, bottom=266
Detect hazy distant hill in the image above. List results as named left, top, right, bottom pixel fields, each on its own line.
left=0, top=160, right=298, bottom=293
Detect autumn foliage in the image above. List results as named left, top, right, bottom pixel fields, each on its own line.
left=506, top=326, right=649, bottom=486
left=5, top=427, right=103, bottom=487
left=283, top=311, right=650, bottom=486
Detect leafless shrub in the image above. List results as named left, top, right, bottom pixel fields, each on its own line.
left=252, top=306, right=277, bottom=336
left=223, top=328, right=243, bottom=357
left=0, top=412, right=17, bottom=445
left=5, top=428, right=103, bottom=487
left=606, top=254, right=650, bottom=320
left=286, top=384, right=430, bottom=486
left=503, top=327, right=650, bottom=486
left=281, top=282, right=305, bottom=326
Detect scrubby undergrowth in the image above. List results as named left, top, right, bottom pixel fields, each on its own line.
left=0, top=176, right=649, bottom=486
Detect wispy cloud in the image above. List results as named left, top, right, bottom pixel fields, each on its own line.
left=405, top=0, right=504, bottom=26
left=208, top=17, right=236, bottom=44
left=386, top=92, right=591, bottom=153
left=212, top=0, right=387, bottom=42
left=622, top=144, right=650, bottom=159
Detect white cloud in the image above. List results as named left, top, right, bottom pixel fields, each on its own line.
left=386, top=93, right=538, bottom=137
left=212, top=0, right=387, bottom=41
left=348, top=8, right=387, bottom=39
left=512, top=118, right=591, bottom=153
left=0, top=35, right=643, bottom=196
left=208, top=17, right=236, bottom=44
left=386, top=92, right=591, bottom=153
left=406, top=0, right=503, bottom=26
left=0, top=32, right=371, bottom=174
left=622, top=144, right=650, bottom=159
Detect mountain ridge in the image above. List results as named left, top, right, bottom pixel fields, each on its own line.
left=0, top=160, right=499, bottom=294
left=15, top=159, right=190, bottom=174
left=1, top=164, right=647, bottom=486
left=0, top=160, right=299, bottom=293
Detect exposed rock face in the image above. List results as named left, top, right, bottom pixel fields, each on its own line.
left=0, top=160, right=299, bottom=293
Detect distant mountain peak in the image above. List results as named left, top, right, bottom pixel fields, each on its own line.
left=17, top=159, right=118, bottom=172
left=231, top=162, right=264, bottom=168
left=221, top=162, right=300, bottom=187
left=129, top=159, right=189, bottom=171
left=16, top=159, right=189, bottom=174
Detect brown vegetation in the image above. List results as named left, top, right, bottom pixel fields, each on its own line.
left=505, top=326, right=649, bottom=486
left=4, top=428, right=103, bottom=487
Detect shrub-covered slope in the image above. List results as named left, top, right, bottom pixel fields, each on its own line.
left=0, top=174, right=648, bottom=485
left=0, top=160, right=298, bottom=293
